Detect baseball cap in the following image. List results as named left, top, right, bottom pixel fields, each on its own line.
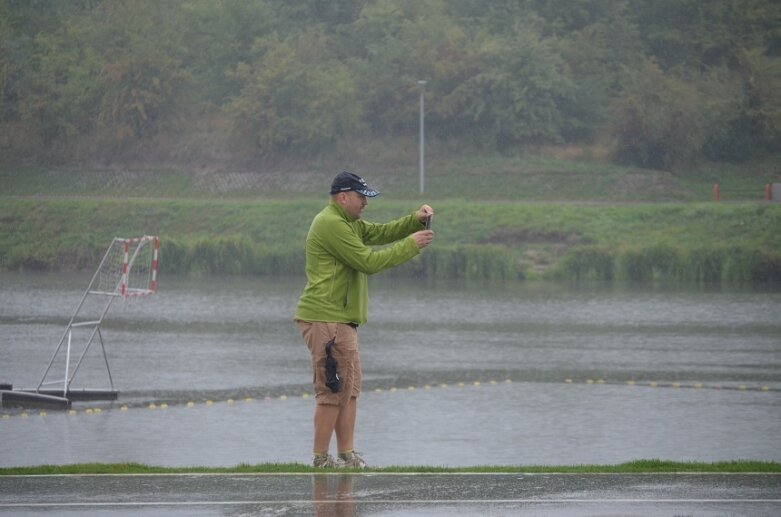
left=329, top=171, right=380, bottom=197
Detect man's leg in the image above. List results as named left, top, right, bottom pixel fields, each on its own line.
left=313, top=397, right=356, bottom=454
left=313, top=403, right=340, bottom=454
left=335, top=396, right=357, bottom=453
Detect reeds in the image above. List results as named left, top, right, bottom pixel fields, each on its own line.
left=160, top=238, right=303, bottom=276
left=157, top=239, right=781, bottom=282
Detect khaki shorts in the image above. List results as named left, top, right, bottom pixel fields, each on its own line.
left=296, top=321, right=361, bottom=406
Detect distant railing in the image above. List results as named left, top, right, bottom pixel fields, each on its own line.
left=712, top=183, right=776, bottom=202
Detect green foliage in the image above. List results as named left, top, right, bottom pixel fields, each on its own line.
left=228, top=30, right=361, bottom=155
left=17, top=26, right=103, bottom=150
left=440, top=23, right=578, bottom=149
left=610, top=62, right=708, bottom=170
left=178, top=0, right=276, bottom=104
left=1, top=0, right=779, bottom=167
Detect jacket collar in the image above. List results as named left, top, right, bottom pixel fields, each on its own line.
left=329, top=200, right=357, bottom=222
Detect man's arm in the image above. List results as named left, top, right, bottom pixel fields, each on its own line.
left=317, top=217, right=421, bottom=275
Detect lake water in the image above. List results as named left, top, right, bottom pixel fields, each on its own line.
left=1, top=272, right=779, bottom=467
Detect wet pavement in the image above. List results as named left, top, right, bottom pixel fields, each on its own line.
left=1, top=472, right=780, bottom=516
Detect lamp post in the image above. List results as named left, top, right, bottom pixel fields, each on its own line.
left=417, top=80, right=427, bottom=194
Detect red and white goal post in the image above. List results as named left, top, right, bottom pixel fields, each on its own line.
left=90, top=235, right=160, bottom=298
left=119, top=235, right=159, bottom=298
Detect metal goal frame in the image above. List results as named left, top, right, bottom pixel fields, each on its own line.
left=35, top=236, right=159, bottom=399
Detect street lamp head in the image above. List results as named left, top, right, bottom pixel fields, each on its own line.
left=417, top=80, right=427, bottom=87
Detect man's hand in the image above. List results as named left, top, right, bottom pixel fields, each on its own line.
left=411, top=230, right=434, bottom=249
left=417, top=204, right=434, bottom=225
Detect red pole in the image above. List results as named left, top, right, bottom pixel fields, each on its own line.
left=712, top=183, right=720, bottom=202
left=765, top=183, right=772, bottom=202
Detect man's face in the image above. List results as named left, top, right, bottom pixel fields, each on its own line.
left=340, top=191, right=368, bottom=219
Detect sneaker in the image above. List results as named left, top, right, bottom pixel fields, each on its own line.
left=312, top=454, right=341, bottom=468
left=338, top=451, right=367, bottom=469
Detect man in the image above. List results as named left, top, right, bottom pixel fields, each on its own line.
left=294, top=171, right=434, bottom=468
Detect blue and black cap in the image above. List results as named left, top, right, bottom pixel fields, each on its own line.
left=330, top=171, right=380, bottom=197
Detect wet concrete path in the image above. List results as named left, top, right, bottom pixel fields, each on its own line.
left=2, top=472, right=780, bottom=516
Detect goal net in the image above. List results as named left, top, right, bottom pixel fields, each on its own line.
left=92, top=235, right=159, bottom=297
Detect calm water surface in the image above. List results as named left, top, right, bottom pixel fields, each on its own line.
left=1, top=272, right=779, bottom=467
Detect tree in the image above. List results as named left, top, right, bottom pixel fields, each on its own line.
left=555, top=0, right=642, bottom=141
left=227, top=31, right=362, bottom=156
left=18, top=26, right=103, bottom=150
left=89, top=0, right=190, bottom=147
left=630, top=0, right=781, bottom=71
left=178, top=0, right=276, bottom=104
left=439, top=20, right=577, bottom=150
left=1, top=0, right=102, bottom=156
left=347, top=0, right=471, bottom=135
left=704, top=50, right=781, bottom=161
left=610, top=62, right=712, bottom=170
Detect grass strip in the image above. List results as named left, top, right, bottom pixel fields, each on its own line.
left=2, top=199, right=780, bottom=281
left=2, top=460, right=779, bottom=476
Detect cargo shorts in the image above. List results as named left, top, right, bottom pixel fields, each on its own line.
left=296, top=321, right=361, bottom=406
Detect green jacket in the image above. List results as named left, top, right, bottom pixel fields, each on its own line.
left=295, top=201, right=423, bottom=324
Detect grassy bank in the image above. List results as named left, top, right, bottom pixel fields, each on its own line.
left=2, top=155, right=779, bottom=281
left=1, top=460, right=779, bottom=475
left=2, top=154, right=779, bottom=202
left=1, top=198, right=779, bottom=281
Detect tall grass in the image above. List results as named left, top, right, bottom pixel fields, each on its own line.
left=161, top=238, right=303, bottom=276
